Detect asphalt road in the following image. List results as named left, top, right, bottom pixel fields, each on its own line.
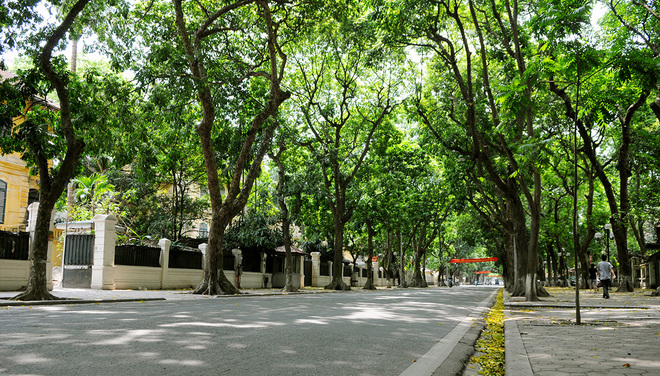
left=0, top=286, right=497, bottom=376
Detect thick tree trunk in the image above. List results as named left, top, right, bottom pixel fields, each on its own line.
left=325, top=210, right=349, bottom=290
left=385, top=233, right=393, bottom=288
left=282, top=216, right=298, bottom=293
left=174, top=0, right=289, bottom=295
left=525, top=199, right=540, bottom=301
left=13, top=201, right=61, bottom=301
left=509, top=199, right=528, bottom=297
left=194, top=222, right=239, bottom=295
left=397, top=229, right=407, bottom=288
left=650, top=90, right=660, bottom=121
left=363, top=220, right=376, bottom=290
left=271, top=145, right=298, bottom=293
left=409, top=237, right=427, bottom=287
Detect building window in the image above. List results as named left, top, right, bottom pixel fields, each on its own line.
left=199, top=185, right=208, bottom=198
left=0, top=180, right=6, bottom=224
left=199, top=223, right=208, bottom=238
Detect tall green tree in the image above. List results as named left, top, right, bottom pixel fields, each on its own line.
left=291, top=13, right=400, bottom=290
left=544, top=1, right=658, bottom=291
left=1, top=0, right=131, bottom=300
left=171, top=0, right=292, bottom=295
left=384, top=0, right=550, bottom=300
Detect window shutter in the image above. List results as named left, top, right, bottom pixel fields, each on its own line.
left=0, top=180, right=6, bottom=224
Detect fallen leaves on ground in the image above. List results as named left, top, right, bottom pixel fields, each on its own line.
left=473, top=289, right=505, bottom=376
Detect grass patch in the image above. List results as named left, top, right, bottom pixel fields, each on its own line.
left=472, top=288, right=505, bottom=375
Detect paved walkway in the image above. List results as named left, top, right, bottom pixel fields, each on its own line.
left=504, top=287, right=660, bottom=376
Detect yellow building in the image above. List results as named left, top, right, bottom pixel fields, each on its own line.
left=0, top=70, right=57, bottom=232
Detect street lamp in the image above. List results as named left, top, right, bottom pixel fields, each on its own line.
left=604, top=224, right=612, bottom=260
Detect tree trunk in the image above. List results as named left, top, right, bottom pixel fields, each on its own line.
left=409, top=236, right=426, bottom=287
left=70, top=37, right=79, bottom=73
left=397, top=229, right=407, bottom=288
left=385, top=232, right=393, bottom=288
left=194, top=221, right=239, bottom=295
left=509, top=198, right=528, bottom=297
left=13, top=201, right=61, bottom=301
left=325, top=208, right=349, bottom=290
left=271, top=143, right=298, bottom=293
left=282, top=216, right=297, bottom=293
left=363, top=219, right=376, bottom=290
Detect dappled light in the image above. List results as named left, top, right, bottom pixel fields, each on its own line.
left=0, top=287, right=496, bottom=375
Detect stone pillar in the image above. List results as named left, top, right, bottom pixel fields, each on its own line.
left=231, top=249, right=242, bottom=270
left=260, top=252, right=268, bottom=288
left=311, top=252, right=320, bottom=287
left=232, top=249, right=242, bottom=288
left=198, top=243, right=207, bottom=271
left=91, top=214, right=117, bottom=290
left=159, top=238, right=171, bottom=289
left=373, top=261, right=380, bottom=286
left=26, top=202, right=55, bottom=290
left=299, top=256, right=305, bottom=287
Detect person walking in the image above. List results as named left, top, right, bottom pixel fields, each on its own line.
left=588, top=263, right=598, bottom=293
left=597, top=254, right=616, bottom=299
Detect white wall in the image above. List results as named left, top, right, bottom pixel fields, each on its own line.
left=0, top=259, right=30, bottom=291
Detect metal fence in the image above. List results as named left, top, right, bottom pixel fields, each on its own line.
left=320, top=262, right=329, bottom=276
left=115, top=244, right=161, bottom=267
left=168, top=246, right=203, bottom=269
left=0, top=231, right=29, bottom=260
left=223, top=254, right=235, bottom=271
left=343, top=264, right=352, bottom=277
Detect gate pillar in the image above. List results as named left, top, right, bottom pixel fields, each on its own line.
left=311, top=252, right=320, bottom=287
left=91, top=215, right=117, bottom=290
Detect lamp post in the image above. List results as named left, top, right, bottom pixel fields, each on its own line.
left=558, top=249, right=563, bottom=286
left=594, top=232, right=602, bottom=260
left=604, top=224, right=612, bottom=260
left=565, top=251, right=570, bottom=286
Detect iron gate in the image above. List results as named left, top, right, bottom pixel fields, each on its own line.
left=63, top=234, right=95, bottom=288
left=304, top=259, right=312, bottom=287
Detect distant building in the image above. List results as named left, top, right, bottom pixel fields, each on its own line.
left=0, top=70, right=58, bottom=232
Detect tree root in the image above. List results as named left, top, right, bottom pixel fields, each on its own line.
left=12, top=290, right=63, bottom=301
left=362, top=279, right=377, bottom=290
left=615, top=277, right=635, bottom=293
left=282, top=285, right=299, bottom=293
left=536, top=284, right=550, bottom=297
left=408, top=277, right=428, bottom=288
left=324, top=280, right=351, bottom=291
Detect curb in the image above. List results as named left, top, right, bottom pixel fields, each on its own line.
left=504, top=309, right=534, bottom=376
left=400, top=289, right=498, bottom=376
left=503, top=291, right=534, bottom=376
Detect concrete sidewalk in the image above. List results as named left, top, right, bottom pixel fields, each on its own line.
left=504, top=287, right=660, bottom=376
left=0, top=286, right=336, bottom=306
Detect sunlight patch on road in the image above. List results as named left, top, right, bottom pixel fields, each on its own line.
left=9, top=352, right=55, bottom=365
left=88, top=329, right=167, bottom=345
left=159, top=359, right=206, bottom=366
left=160, top=321, right=282, bottom=329
left=295, top=317, right=328, bottom=325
